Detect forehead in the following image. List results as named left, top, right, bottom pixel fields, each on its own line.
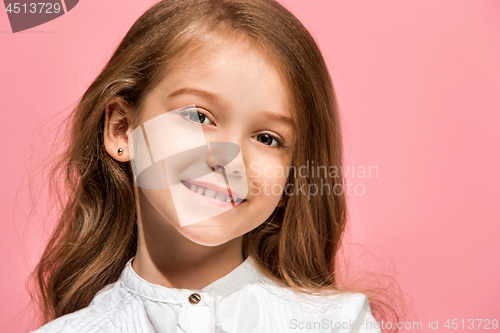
left=152, top=39, right=291, bottom=116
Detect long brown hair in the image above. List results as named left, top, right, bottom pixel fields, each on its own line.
left=28, top=0, right=409, bottom=330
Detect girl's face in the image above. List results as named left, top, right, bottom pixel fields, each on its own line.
left=128, top=40, right=293, bottom=246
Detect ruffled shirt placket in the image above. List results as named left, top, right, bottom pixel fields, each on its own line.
left=120, top=257, right=259, bottom=333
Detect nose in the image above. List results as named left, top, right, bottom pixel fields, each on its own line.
left=207, top=141, right=245, bottom=177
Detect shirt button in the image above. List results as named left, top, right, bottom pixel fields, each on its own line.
left=188, top=293, right=201, bottom=304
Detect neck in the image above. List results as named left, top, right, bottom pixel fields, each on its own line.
left=132, top=188, right=245, bottom=290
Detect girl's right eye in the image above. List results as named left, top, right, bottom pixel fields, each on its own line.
left=181, top=108, right=214, bottom=125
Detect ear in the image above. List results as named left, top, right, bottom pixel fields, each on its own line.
left=103, top=97, right=134, bottom=162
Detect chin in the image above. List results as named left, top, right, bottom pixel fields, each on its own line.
left=178, top=224, right=238, bottom=247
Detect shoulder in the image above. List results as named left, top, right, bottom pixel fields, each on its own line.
left=226, top=278, right=381, bottom=332
left=29, top=281, right=143, bottom=333
left=251, top=278, right=368, bottom=314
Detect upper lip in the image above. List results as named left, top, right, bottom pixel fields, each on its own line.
left=182, top=179, right=246, bottom=200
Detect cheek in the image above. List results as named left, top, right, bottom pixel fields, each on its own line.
left=246, top=164, right=287, bottom=229
left=139, top=186, right=180, bottom=226
left=248, top=159, right=288, bottom=199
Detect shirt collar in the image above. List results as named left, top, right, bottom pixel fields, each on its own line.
left=119, top=256, right=263, bottom=304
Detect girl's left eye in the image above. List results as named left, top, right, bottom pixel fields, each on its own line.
left=254, top=133, right=286, bottom=149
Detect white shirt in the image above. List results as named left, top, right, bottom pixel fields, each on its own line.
left=31, top=256, right=381, bottom=333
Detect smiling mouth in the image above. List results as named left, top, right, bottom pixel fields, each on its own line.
left=181, top=180, right=246, bottom=204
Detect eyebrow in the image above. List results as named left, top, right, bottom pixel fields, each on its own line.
left=256, top=110, right=293, bottom=127
left=168, top=87, right=293, bottom=127
left=167, top=87, right=221, bottom=104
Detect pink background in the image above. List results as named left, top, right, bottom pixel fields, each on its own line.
left=1, top=0, right=499, bottom=331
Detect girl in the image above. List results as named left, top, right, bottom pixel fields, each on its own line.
left=29, top=0, right=398, bottom=332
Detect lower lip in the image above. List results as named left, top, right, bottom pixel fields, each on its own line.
left=180, top=181, right=246, bottom=208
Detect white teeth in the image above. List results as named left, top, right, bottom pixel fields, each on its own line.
left=185, top=181, right=236, bottom=203
left=204, top=189, right=216, bottom=198
left=216, top=193, right=227, bottom=201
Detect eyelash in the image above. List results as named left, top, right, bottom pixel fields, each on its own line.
left=178, top=107, right=289, bottom=150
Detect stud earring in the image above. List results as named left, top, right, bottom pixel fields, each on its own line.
left=117, top=148, right=123, bottom=155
